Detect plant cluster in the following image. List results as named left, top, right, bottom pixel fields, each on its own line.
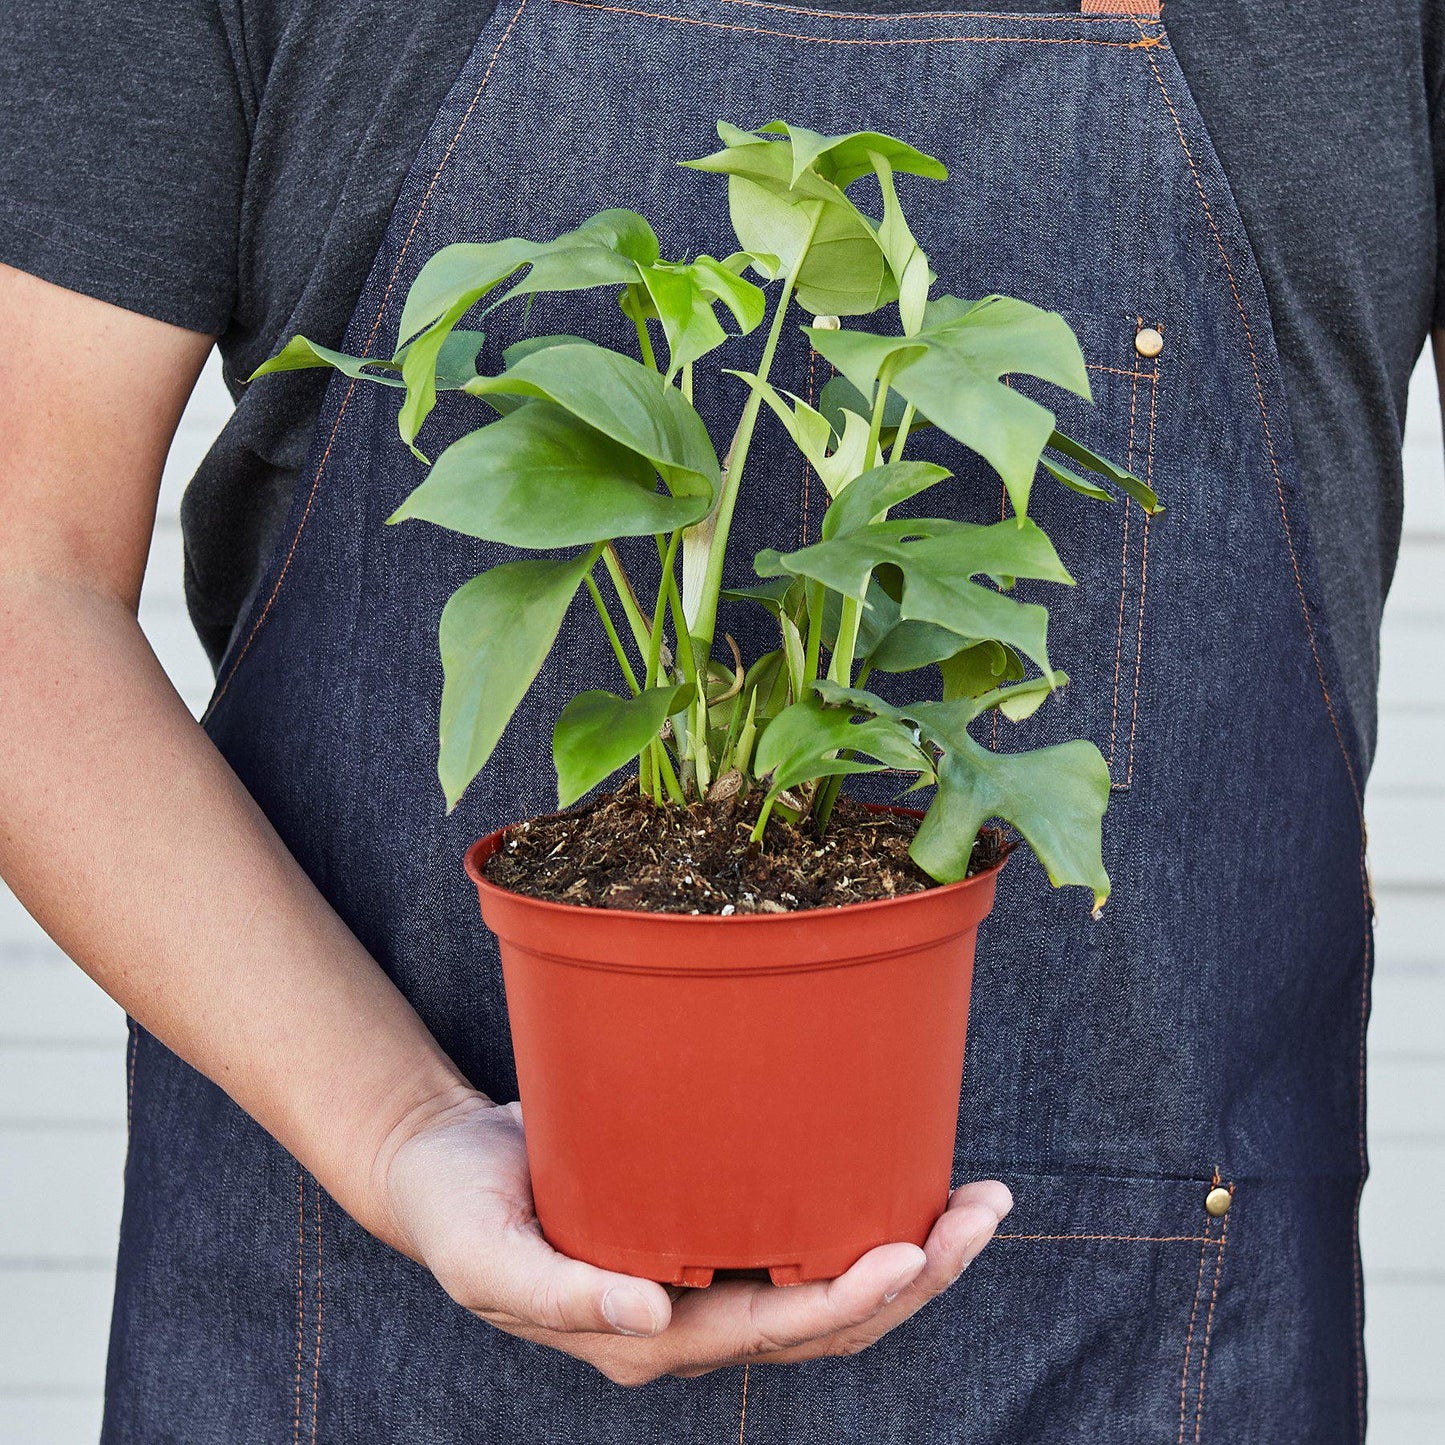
left=258, top=120, right=1161, bottom=908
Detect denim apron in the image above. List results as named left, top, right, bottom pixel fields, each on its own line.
left=105, top=2, right=1375, bottom=1440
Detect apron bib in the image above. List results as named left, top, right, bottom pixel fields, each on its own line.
left=106, top=3, right=1374, bottom=1440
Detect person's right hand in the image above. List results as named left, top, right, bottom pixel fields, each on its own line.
left=380, top=1089, right=1011, bottom=1387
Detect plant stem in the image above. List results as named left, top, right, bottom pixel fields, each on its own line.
left=644, top=530, right=683, bottom=691
left=584, top=573, right=641, bottom=696
left=687, top=202, right=827, bottom=652
left=602, top=544, right=652, bottom=660
left=888, top=401, right=916, bottom=463
left=632, top=306, right=658, bottom=371
left=652, top=738, right=685, bottom=805
left=828, top=368, right=894, bottom=686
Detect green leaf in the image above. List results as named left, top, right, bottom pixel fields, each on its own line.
left=1048, top=430, right=1163, bottom=514
left=636, top=255, right=767, bottom=375
left=250, top=335, right=404, bottom=387
left=553, top=684, right=690, bottom=808
left=822, top=461, right=952, bottom=539
left=805, top=298, right=1093, bottom=515
left=726, top=370, right=873, bottom=498
left=812, top=684, right=1110, bottom=903
left=438, top=552, right=596, bottom=810
left=848, top=582, right=977, bottom=674
left=753, top=693, right=925, bottom=797
left=938, top=641, right=1025, bottom=700
left=465, top=343, right=719, bottom=500
left=389, top=402, right=710, bottom=546
left=772, top=516, right=1073, bottom=678
left=909, top=699, right=1109, bottom=904
left=754, top=121, right=947, bottom=188
left=394, top=213, right=665, bottom=453
left=683, top=121, right=930, bottom=315
left=1041, top=457, right=1114, bottom=504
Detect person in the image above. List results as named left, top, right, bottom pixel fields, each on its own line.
left=0, top=1, right=1435, bottom=1440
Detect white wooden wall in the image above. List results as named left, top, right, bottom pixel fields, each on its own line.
left=0, top=355, right=1441, bottom=1441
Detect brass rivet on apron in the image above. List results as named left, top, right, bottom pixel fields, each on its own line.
left=1135, top=326, right=1164, bottom=358
left=1204, top=1186, right=1232, bottom=1218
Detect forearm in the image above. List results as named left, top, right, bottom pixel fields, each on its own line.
left=0, top=568, right=476, bottom=1248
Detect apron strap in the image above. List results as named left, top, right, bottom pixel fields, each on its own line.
left=1081, top=0, right=1162, bottom=16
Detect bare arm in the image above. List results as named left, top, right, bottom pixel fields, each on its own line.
left=0, top=266, right=1006, bottom=1384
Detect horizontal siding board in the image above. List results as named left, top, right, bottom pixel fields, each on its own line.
left=0, top=1270, right=115, bottom=1394
left=0, top=1396, right=105, bottom=1445
left=0, top=1129, right=126, bottom=1262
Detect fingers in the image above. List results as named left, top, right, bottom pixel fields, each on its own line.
left=462, top=1220, right=676, bottom=1338
left=729, top=1179, right=1012, bottom=1367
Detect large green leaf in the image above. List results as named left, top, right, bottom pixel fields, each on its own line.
left=811, top=682, right=1110, bottom=903
left=753, top=693, right=926, bottom=797
left=767, top=516, right=1073, bottom=677
left=909, top=700, right=1109, bottom=904
left=437, top=552, right=595, bottom=809
left=465, top=344, right=719, bottom=500
left=805, top=297, right=1093, bottom=515
left=388, top=402, right=710, bottom=547
left=394, top=213, right=665, bottom=453
left=683, top=121, right=938, bottom=315
left=553, top=684, right=690, bottom=807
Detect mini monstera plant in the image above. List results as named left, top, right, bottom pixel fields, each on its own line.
left=257, top=121, right=1161, bottom=910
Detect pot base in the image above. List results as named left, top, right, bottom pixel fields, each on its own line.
left=541, top=1221, right=935, bottom=1288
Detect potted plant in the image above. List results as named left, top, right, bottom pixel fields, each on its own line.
left=256, top=120, right=1159, bottom=1287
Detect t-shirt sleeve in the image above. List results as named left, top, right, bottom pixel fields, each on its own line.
left=0, top=3, right=248, bottom=335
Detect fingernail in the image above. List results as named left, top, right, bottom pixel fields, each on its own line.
left=602, top=1286, right=659, bottom=1337
left=882, top=1259, right=925, bottom=1304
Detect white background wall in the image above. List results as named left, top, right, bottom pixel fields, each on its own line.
left=1, top=354, right=1442, bottom=1441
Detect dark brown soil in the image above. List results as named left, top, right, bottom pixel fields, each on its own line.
left=482, top=784, right=1008, bottom=915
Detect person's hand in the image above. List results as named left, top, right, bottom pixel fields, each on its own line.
left=379, top=1090, right=1011, bottom=1386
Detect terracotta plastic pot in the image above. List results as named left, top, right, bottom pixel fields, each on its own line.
left=463, top=817, right=1002, bottom=1286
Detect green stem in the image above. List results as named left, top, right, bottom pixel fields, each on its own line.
left=584, top=573, right=641, bottom=696
left=688, top=202, right=827, bottom=651
left=602, top=544, right=652, bottom=660
left=888, top=400, right=916, bottom=464
left=644, top=530, right=683, bottom=691
left=632, top=305, right=658, bottom=371
left=828, top=370, right=895, bottom=686
left=652, top=739, right=685, bottom=805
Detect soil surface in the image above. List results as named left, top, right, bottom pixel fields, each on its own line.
left=482, top=784, right=1008, bottom=914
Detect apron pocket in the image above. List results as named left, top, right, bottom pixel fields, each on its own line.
left=960, top=1167, right=1232, bottom=1442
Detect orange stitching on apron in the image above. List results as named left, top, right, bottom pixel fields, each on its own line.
left=719, top=0, right=1163, bottom=20
left=552, top=0, right=1167, bottom=48
left=310, top=1183, right=324, bottom=1444
left=1176, top=1220, right=1212, bottom=1443
left=205, top=0, right=533, bottom=722
left=995, top=1232, right=1218, bottom=1244
left=1191, top=1205, right=1230, bottom=1441
left=1121, top=361, right=1160, bottom=788
left=736, top=1361, right=751, bottom=1442
left=293, top=1167, right=306, bottom=1445
left=1106, top=357, right=1141, bottom=770
left=1134, top=42, right=1373, bottom=1438
left=125, top=1021, right=137, bottom=1133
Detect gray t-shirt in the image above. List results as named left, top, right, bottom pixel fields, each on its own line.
left=3, top=0, right=1442, bottom=767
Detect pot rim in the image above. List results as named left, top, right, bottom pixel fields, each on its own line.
left=463, top=807, right=1008, bottom=927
